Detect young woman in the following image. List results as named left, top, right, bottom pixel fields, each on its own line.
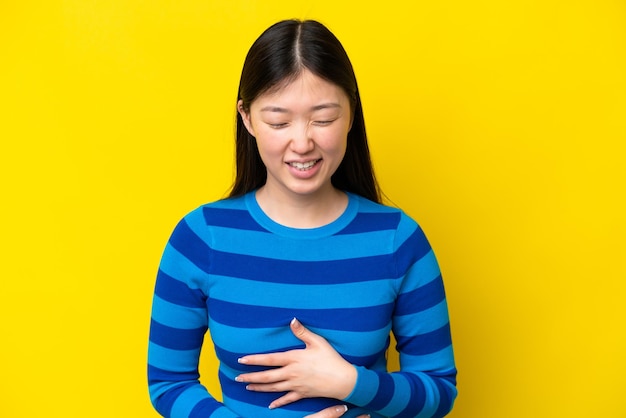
left=148, top=19, right=457, bottom=418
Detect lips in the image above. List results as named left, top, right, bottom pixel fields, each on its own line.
left=287, top=159, right=321, bottom=171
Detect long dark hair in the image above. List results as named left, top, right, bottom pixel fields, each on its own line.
left=229, top=19, right=381, bottom=203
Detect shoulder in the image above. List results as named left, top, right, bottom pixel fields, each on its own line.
left=170, top=194, right=251, bottom=237
left=181, top=194, right=248, bottom=222
left=350, top=194, right=420, bottom=232
left=349, top=195, right=432, bottom=256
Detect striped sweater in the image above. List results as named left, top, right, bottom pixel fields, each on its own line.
left=148, top=192, right=457, bottom=418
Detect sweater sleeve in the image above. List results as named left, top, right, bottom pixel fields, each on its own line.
left=148, top=216, right=241, bottom=418
left=343, top=215, right=457, bottom=418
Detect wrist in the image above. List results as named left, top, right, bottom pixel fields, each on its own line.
left=336, top=363, right=358, bottom=400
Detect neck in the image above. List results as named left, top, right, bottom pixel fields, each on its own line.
left=255, top=185, right=348, bottom=229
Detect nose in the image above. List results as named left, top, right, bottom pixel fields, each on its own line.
left=289, top=123, right=315, bottom=154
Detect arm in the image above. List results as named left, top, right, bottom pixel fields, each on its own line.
left=148, top=217, right=241, bottom=418
left=344, top=220, right=458, bottom=417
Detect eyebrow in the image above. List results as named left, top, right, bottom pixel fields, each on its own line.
left=260, top=103, right=342, bottom=113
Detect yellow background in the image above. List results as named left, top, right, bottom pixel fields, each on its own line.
left=1, top=1, right=625, bottom=417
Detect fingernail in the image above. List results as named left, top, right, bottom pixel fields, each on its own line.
left=235, top=376, right=242, bottom=382
left=237, top=357, right=248, bottom=364
left=335, top=405, right=348, bottom=413
left=291, top=317, right=300, bottom=327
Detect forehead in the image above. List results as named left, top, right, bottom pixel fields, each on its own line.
left=255, top=70, right=349, bottom=105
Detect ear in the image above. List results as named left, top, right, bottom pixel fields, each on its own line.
left=237, top=100, right=255, bottom=137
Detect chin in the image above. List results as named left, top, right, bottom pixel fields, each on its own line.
left=286, top=182, right=329, bottom=197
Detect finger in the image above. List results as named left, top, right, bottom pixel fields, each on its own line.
left=267, top=391, right=304, bottom=409
left=244, top=382, right=291, bottom=393
left=290, top=317, right=324, bottom=347
left=238, top=351, right=290, bottom=367
left=236, top=367, right=286, bottom=384
left=303, top=405, right=348, bottom=418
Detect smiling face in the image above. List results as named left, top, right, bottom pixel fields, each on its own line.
left=238, top=70, right=352, bottom=201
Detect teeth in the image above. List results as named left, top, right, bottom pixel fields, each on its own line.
left=289, top=160, right=318, bottom=170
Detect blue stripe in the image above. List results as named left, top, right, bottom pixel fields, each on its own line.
left=398, top=345, right=456, bottom=371
left=396, top=323, right=452, bottom=356
left=208, top=195, right=247, bottom=210
left=378, top=375, right=412, bottom=417
left=395, top=227, right=432, bottom=274
left=153, top=382, right=196, bottom=417
left=170, top=385, right=214, bottom=418
left=148, top=342, right=202, bottom=372
left=394, top=275, right=445, bottom=315
left=336, top=212, right=400, bottom=235
left=394, top=373, right=426, bottom=418
left=189, top=397, right=223, bottom=418
left=394, top=249, right=440, bottom=292
left=209, top=319, right=300, bottom=355
left=429, top=367, right=458, bottom=387
left=316, top=327, right=391, bottom=360
left=210, top=249, right=396, bottom=284
left=220, top=395, right=279, bottom=418
left=208, top=276, right=396, bottom=309
left=155, top=270, right=207, bottom=307
left=148, top=364, right=200, bottom=386
left=393, top=299, right=450, bottom=334
left=432, top=378, right=455, bottom=418
left=150, top=319, right=207, bottom=351
left=209, top=299, right=394, bottom=331
left=157, top=244, right=210, bottom=290
left=208, top=228, right=396, bottom=261
left=169, top=219, right=212, bottom=273
left=364, top=372, right=395, bottom=410
left=151, top=295, right=207, bottom=330
left=203, top=207, right=269, bottom=232
left=342, top=350, right=387, bottom=370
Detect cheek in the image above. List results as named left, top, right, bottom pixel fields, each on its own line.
left=254, top=131, right=284, bottom=160
left=320, top=127, right=349, bottom=155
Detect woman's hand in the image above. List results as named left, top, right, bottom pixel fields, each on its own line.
left=304, top=405, right=369, bottom=418
left=236, top=318, right=357, bottom=409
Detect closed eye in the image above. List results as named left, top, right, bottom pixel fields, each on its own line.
left=313, top=119, right=336, bottom=126
left=268, top=123, right=288, bottom=129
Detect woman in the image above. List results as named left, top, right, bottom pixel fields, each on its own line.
left=148, top=19, right=457, bottom=418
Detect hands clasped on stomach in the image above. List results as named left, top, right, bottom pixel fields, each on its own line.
left=235, top=318, right=370, bottom=418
